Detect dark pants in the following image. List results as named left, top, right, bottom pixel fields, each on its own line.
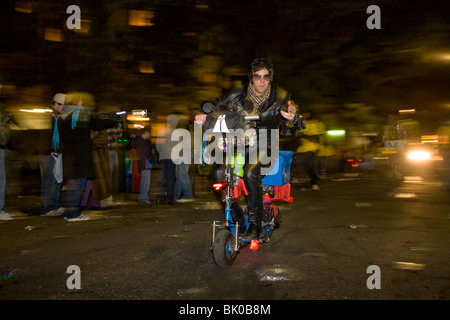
left=243, top=162, right=264, bottom=226
left=160, top=159, right=176, bottom=200
left=303, top=151, right=320, bottom=186
left=65, top=178, right=87, bottom=219
left=242, top=150, right=271, bottom=227
left=39, top=154, right=62, bottom=214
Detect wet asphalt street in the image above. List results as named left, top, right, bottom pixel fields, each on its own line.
left=1, top=170, right=450, bottom=303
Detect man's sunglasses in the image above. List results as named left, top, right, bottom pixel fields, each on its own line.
left=252, top=73, right=271, bottom=81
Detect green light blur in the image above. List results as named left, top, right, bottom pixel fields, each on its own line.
left=327, top=130, right=345, bottom=136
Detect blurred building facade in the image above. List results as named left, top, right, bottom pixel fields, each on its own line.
left=0, top=0, right=448, bottom=144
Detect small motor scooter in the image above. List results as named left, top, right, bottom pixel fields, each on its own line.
left=210, top=150, right=293, bottom=267
left=199, top=102, right=293, bottom=267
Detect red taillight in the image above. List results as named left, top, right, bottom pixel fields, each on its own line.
left=213, top=183, right=225, bottom=191
left=250, top=240, right=260, bottom=251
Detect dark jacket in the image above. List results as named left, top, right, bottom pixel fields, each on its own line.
left=132, top=136, right=156, bottom=172
left=0, top=103, right=12, bottom=149
left=38, top=113, right=63, bottom=155
left=214, top=82, right=303, bottom=143
left=58, top=106, right=117, bottom=180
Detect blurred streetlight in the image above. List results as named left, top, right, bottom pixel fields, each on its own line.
left=19, top=108, right=53, bottom=113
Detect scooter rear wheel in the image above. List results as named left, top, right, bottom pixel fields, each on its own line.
left=213, top=229, right=237, bottom=267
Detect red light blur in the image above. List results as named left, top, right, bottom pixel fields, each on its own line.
left=250, top=240, right=260, bottom=251
left=213, top=183, right=224, bottom=191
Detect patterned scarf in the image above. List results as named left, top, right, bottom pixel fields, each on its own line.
left=246, top=85, right=271, bottom=111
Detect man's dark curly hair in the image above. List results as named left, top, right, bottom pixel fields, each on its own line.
left=249, top=57, right=274, bottom=83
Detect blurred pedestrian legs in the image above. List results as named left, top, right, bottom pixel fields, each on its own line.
left=174, top=163, right=193, bottom=202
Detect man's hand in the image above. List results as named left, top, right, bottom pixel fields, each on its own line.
left=287, top=100, right=297, bottom=114
left=281, top=100, right=297, bottom=121
left=281, top=110, right=295, bottom=121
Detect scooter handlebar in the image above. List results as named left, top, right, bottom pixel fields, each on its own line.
left=244, top=115, right=260, bottom=121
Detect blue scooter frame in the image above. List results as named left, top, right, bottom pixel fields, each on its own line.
left=210, top=149, right=290, bottom=268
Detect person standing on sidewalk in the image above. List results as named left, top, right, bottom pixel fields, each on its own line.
left=132, top=126, right=156, bottom=204
left=38, top=93, right=66, bottom=217
left=156, top=114, right=178, bottom=204
left=173, top=116, right=193, bottom=203
left=0, top=80, right=16, bottom=221
left=58, top=92, right=117, bottom=221
left=295, top=109, right=326, bottom=191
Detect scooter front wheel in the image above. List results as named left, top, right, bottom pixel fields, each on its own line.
left=213, top=229, right=237, bottom=268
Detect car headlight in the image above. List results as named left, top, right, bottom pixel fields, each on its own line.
left=407, top=150, right=431, bottom=161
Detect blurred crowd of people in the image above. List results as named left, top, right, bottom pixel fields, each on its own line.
left=1, top=73, right=448, bottom=223
left=0, top=88, right=194, bottom=222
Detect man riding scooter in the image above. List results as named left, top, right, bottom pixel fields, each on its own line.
left=196, top=57, right=303, bottom=240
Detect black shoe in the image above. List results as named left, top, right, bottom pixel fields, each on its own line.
left=240, top=223, right=261, bottom=241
